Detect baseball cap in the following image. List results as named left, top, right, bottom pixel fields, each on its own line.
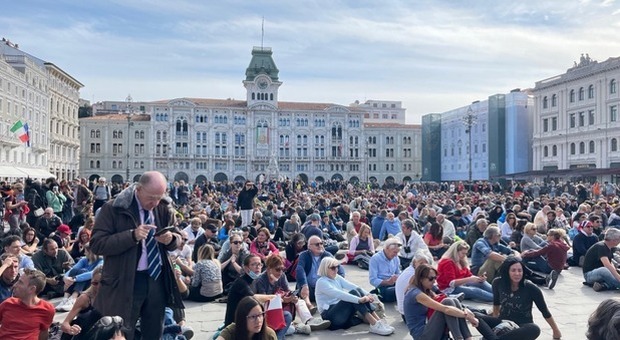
left=57, top=224, right=71, bottom=235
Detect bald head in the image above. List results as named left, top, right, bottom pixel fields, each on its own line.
left=136, top=171, right=167, bottom=211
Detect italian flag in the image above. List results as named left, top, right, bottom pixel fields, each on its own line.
left=10, top=120, right=30, bottom=144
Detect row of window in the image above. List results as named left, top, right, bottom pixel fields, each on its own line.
left=542, top=105, right=619, bottom=131
left=543, top=80, right=618, bottom=109
left=444, top=143, right=487, bottom=157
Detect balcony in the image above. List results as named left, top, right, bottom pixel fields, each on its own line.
left=0, top=134, right=21, bottom=147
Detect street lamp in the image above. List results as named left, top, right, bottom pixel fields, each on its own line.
left=461, top=106, right=477, bottom=183
left=125, top=94, right=133, bottom=184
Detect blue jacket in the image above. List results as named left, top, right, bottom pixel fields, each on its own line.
left=296, top=250, right=344, bottom=289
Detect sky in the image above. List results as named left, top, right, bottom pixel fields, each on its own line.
left=3, top=0, right=620, bottom=123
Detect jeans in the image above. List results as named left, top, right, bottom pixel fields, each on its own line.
left=523, top=256, right=552, bottom=274
left=584, top=267, right=620, bottom=290
left=66, top=268, right=89, bottom=294
left=452, top=281, right=493, bottom=302
left=321, top=288, right=373, bottom=330
left=418, top=298, right=471, bottom=340
left=377, top=284, right=396, bottom=303
left=474, top=313, right=541, bottom=340
left=275, top=311, right=293, bottom=340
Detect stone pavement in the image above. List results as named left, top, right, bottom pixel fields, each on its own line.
left=49, top=260, right=611, bottom=340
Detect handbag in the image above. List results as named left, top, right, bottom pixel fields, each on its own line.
left=265, top=294, right=286, bottom=331
left=34, top=207, right=45, bottom=217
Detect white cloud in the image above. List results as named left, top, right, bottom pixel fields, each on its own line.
left=3, top=0, right=620, bottom=123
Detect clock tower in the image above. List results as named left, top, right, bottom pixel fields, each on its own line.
left=243, top=46, right=282, bottom=108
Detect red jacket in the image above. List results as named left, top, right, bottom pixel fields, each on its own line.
left=522, top=239, right=569, bottom=271
left=436, top=258, right=473, bottom=291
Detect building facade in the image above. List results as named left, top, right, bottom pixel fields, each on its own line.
left=533, top=54, right=620, bottom=182
left=0, top=39, right=81, bottom=180
left=80, top=46, right=421, bottom=185
left=422, top=90, right=532, bottom=182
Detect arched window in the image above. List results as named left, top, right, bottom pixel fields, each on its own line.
left=570, top=143, right=576, bottom=155
left=252, top=93, right=255, bottom=100
left=588, top=85, right=594, bottom=99
left=135, top=131, right=140, bottom=139
left=112, top=161, right=117, bottom=169
left=551, top=94, right=557, bottom=107
left=570, top=89, right=575, bottom=103
left=579, top=142, right=585, bottom=154
left=118, top=131, right=123, bottom=139
left=543, top=96, right=548, bottom=109
left=95, top=130, right=101, bottom=138
left=611, top=79, right=617, bottom=94
left=589, top=141, right=595, bottom=153
left=543, top=146, right=548, bottom=157
left=552, top=145, right=557, bottom=156
left=270, top=93, right=274, bottom=100
left=579, top=87, right=584, bottom=101
left=612, top=138, right=618, bottom=152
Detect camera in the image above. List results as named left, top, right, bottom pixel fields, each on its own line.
left=404, top=246, right=411, bottom=253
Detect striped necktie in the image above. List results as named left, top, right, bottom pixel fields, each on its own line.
left=144, top=211, right=162, bottom=280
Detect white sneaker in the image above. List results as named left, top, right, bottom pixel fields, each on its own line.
left=378, top=318, right=395, bottom=332
left=306, top=317, right=331, bottom=331
left=58, top=297, right=76, bottom=312
left=369, top=321, right=392, bottom=336
left=55, top=297, right=69, bottom=312
left=294, top=323, right=311, bottom=335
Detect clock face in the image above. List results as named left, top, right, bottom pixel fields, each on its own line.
left=258, top=79, right=268, bottom=89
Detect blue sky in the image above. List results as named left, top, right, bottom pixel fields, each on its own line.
left=3, top=0, right=620, bottom=123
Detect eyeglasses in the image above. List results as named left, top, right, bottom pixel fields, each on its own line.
left=312, top=242, right=324, bottom=247
left=98, top=315, right=123, bottom=327
left=427, top=276, right=437, bottom=282
left=232, top=241, right=243, bottom=245
left=247, top=312, right=265, bottom=322
left=273, top=267, right=285, bottom=272
left=182, top=238, right=188, bottom=241
left=249, top=262, right=263, bottom=268
left=91, top=281, right=100, bottom=286
left=329, top=265, right=339, bottom=270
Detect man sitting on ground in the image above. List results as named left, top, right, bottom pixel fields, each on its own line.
left=583, top=228, right=620, bottom=292
left=369, top=237, right=401, bottom=303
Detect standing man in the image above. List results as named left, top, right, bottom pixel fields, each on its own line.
left=92, top=177, right=112, bottom=213
left=0, top=268, right=54, bottom=339
left=72, top=178, right=92, bottom=215
left=90, top=171, right=184, bottom=340
left=237, top=181, right=258, bottom=227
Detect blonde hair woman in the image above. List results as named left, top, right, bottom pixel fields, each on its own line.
left=436, top=241, right=492, bottom=302
left=189, top=244, right=223, bottom=302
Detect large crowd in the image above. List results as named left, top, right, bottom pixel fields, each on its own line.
left=1, top=174, right=620, bottom=339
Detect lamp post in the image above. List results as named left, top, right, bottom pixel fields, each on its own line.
left=461, top=106, right=477, bottom=184
left=125, top=94, right=132, bottom=184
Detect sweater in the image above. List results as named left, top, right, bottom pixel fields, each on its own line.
left=436, top=258, right=472, bottom=292
left=522, top=240, right=570, bottom=271
left=315, top=275, right=368, bottom=313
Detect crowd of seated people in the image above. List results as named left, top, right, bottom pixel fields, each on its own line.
left=2, top=176, right=620, bottom=339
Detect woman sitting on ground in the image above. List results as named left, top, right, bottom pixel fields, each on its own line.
left=509, top=219, right=527, bottom=252
left=315, top=257, right=394, bottom=336
left=404, top=263, right=477, bottom=340
left=284, top=233, right=306, bottom=281
left=436, top=241, right=493, bottom=302
left=520, top=223, right=547, bottom=253
left=500, top=213, right=517, bottom=244
left=60, top=265, right=103, bottom=339
left=217, top=296, right=277, bottom=340
left=347, top=224, right=375, bottom=266
left=70, top=228, right=91, bottom=261
left=21, top=226, right=39, bottom=255
left=189, top=244, right=223, bottom=302
left=252, top=254, right=330, bottom=338
left=473, top=256, right=562, bottom=340
left=282, top=214, right=301, bottom=241
left=250, top=227, right=279, bottom=262
left=521, top=228, right=569, bottom=288
left=219, top=232, right=249, bottom=292
left=424, top=222, right=448, bottom=259
left=57, top=243, right=104, bottom=313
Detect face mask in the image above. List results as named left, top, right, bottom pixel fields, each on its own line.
left=248, top=270, right=259, bottom=280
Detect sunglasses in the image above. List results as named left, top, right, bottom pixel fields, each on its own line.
left=231, top=241, right=243, bottom=245
left=91, top=281, right=100, bottom=286
left=312, top=242, right=324, bottom=247
left=98, top=316, right=123, bottom=327
left=427, top=276, right=437, bottom=282
left=329, top=265, right=339, bottom=270
left=182, top=238, right=188, bottom=241
left=272, top=267, right=285, bottom=272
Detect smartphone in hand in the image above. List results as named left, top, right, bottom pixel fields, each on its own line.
left=154, top=226, right=176, bottom=236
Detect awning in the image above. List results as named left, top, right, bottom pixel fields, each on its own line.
left=0, top=166, right=28, bottom=177
left=14, top=167, right=55, bottom=179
